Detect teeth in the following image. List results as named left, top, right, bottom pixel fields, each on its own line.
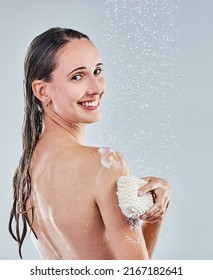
left=81, top=100, right=98, bottom=107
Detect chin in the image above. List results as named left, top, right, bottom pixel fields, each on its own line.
left=86, top=117, right=101, bottom=124
left=84, top=113, right=102, bottom=124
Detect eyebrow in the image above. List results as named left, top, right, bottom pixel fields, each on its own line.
left=67, top=63, right=103, bottom=76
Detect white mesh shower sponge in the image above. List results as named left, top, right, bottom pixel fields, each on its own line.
left=116, top=175, right=154, bottom=219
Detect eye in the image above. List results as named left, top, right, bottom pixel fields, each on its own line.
left=71, top=74, right=82, bottom=81
left=94, top=67, right=103, bottom=76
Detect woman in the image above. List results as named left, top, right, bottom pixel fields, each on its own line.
left=9, top=27, right=171, bottom=259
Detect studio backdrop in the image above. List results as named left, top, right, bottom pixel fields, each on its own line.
left=0, top=0, right=212, bottom=259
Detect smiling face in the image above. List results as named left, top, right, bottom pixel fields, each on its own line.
left=45, top=38, right=106, bottom=124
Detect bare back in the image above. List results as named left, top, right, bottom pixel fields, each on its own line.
left=29, top=129, right=149, bottom=260
left=29, top=131, right=115, bottom=259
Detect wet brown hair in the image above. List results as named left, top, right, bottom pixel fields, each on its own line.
left=8, top=27, right=90, bottom=258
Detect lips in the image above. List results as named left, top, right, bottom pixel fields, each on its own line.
left=77, top=99, right=99, bottom=110
left=80, top=100, right=99, bottom=107
left=77, top=92, right=103, bottom=110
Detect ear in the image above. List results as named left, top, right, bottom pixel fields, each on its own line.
left=32, top=80, right=50, bottom=104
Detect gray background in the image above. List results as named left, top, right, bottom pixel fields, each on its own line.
left=0, top=0, right=212, bottom=259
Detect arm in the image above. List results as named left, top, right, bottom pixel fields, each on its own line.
left=142, top=221, right=163, bottom=258
left=95, top=151, right=150, bottom=260
left=139, top=176, right=171, bottom=258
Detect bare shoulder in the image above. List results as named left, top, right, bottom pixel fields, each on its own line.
left=82, top=146, right=131, bottom=180
left=83, top=146, right=131, bottom=201
left=84, top=146, right=130, bottom=171
left=98, top=147, right=130, bottom=173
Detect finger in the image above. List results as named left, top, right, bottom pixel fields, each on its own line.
left=147, top=208, right=164, bottom=220
left=140, top=203, right=160, bottom=219
left=138, top=181, right=162, bottom=196
left=142, top=176, right=163, bottom=183
left=142, top=176, right=152, bottom=182
left=141, top=197, right=167, bottom=218
left=143, top=215, right=164, bottom=224
left=141, top=207, right=165, bottom=222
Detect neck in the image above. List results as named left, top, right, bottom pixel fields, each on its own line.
left=42, top=106, right=85, bottom=144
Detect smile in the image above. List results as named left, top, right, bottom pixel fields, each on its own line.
left=77, top=99, right=100, bottom=111
left=81, top=100, right=99, bottom=107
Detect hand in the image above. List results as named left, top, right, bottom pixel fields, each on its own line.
left=138, top=177, right=171, bottom=223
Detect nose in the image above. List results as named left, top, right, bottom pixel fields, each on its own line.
left=87, top=76, right=106, bottom=96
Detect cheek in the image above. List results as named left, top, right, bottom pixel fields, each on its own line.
left=52, top=84, right=83, bottom=108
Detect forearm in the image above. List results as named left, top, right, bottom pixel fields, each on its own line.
left=142, top=220, right=163, bottom=259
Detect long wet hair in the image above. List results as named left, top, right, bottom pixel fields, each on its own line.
left=8, top=27, right=90, bottom=258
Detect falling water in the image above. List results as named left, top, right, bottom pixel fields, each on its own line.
left=96, top=0, right=182, bottom=259
left=98, top=0, right=180, bottom=177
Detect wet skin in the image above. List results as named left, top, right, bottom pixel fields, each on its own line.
left=28, top=38, right=170, bottom=259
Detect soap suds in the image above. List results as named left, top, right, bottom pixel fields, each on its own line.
left=98, top=147, right=117, bottom=169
